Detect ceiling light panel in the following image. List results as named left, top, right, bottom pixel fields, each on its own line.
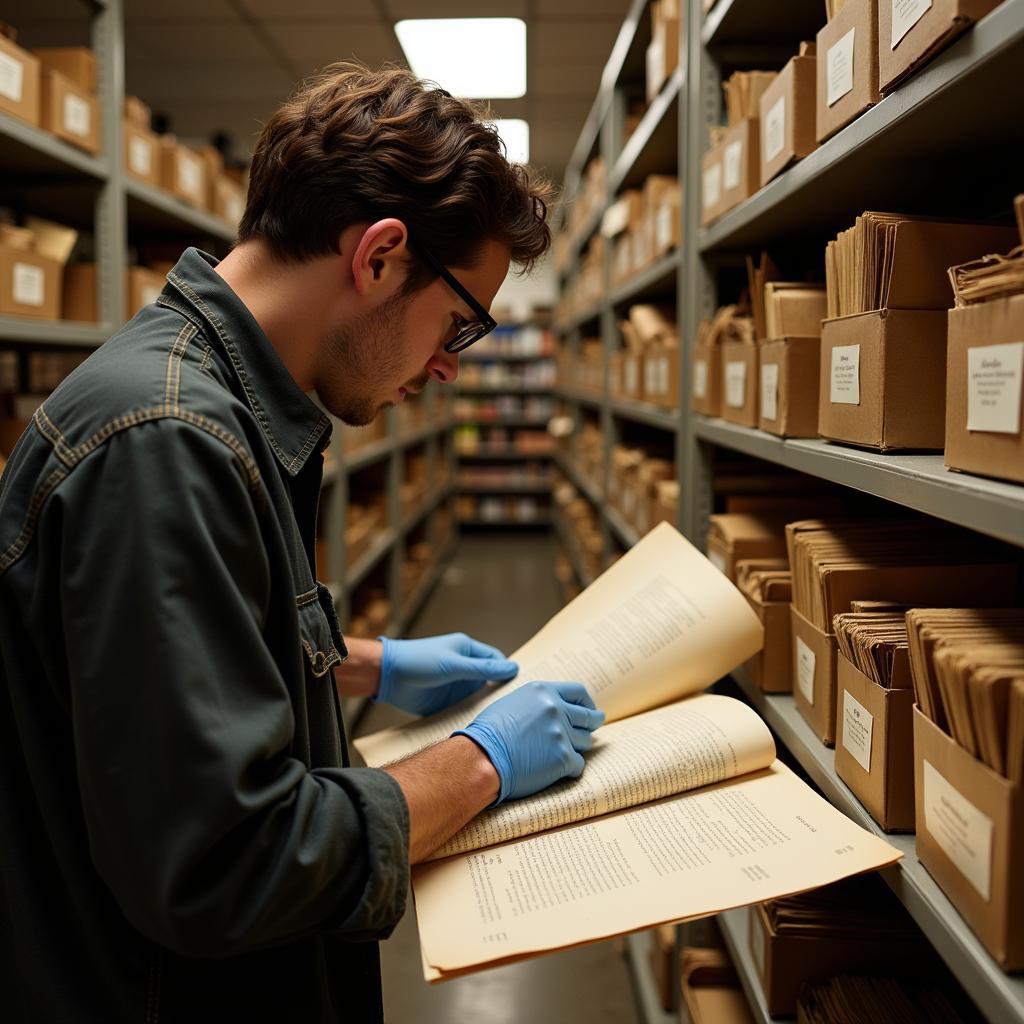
left=491, top=118, right=529, bottom=164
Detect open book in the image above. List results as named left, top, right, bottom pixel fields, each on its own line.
left=355, top=523, right=901, bottom=981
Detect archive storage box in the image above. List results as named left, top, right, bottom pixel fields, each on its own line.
left=758, top=47, right=817, bottom=186
left=790, top=603, right=839, bottom=745
left=159, top=138, right=207, bottom=207
left=835, top=653, right=915, bottom=831
left=692, top=339, right=722, bottom=416
left=701, top=145, right=724, bottom=226
left=720, top=339, right=758, bottom=427
left=0, top=34, right=40, bottom=126
left=39, top=69, right=100, bottom=155
left=816, top=0, right=880, bottom=143
left=914, top=707, right=1024, bottom=970
left=0, top=244, right=60, bottom=319
left=719, top=118, right=759, bottom=216
left=757, top=337, right=820, bottom=438
left=945, top=293, right=1024, bottom=484
left=741, top=585, right=791, bottom=693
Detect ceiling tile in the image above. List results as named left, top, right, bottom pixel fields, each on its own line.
left=126, top=61, right=294, bottom=103
left=533, top=19, right=623, bottom=62
left=239, top=0, right=380, bottom=18
left=126, top=22, right=271, bottom=64
left=269, top=21, right=402, bottom=71
left=536, top=0, right=632, bottom=16
left=389, top=0, right=526, bottom=16
left=530, top=62, right=603, bottom=98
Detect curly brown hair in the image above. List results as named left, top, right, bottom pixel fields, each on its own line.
left=239, top=62, right=555, bottom=289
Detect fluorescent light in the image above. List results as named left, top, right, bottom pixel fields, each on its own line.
left=491, top=119, right=530, bottom=164
left=395, top=18, right=527, bottom=99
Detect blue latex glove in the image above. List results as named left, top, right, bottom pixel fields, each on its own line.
left=454, top=681, right=605, bottom=804
left=376, top=632, right=518, bottom=716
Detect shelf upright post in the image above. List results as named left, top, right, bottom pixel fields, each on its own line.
left=598, top=103, right=615, bottom=569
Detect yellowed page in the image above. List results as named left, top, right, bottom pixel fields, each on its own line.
left=355, top=523, right=764, bottom=767
left=426, top=693, right=775, bottom=860
left=413, top=761, right=901, bottom=979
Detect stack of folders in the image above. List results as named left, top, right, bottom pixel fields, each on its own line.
left=833, top=611, right=910, bottom=689
left=736, top=559, right=791, bottom=604
left=906, top=609, right=1024, bottom=783
left=949, top=193, right=1024, bottom=306
left=797, top=975, right=978, bottom=1024
left=721, top=69, right=776, bottom=124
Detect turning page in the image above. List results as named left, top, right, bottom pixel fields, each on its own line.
left=427, top=693, right=775, bottom=860
left=355, top=522, right=764, bottom=767
left=414, top=761, right=902, bottom=980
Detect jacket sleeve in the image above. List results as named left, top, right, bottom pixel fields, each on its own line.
left=51, top=418, right=409, bottom=957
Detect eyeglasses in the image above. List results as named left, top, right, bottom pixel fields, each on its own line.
left=417, top=246, right=498, bottom=353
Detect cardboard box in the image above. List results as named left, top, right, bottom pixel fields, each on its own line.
left=123, top=121, right=160, bottom=187
left=835, top=653, right=915, bottom=831
left=0, top=245, right=61, bottom=319
left=701, top=145, right=724, bottom=227
left=692, top=340, right=722, bottom=416
left=62, top=263, right=165, bottom=322
left=816, top=0, right=880, bottom=143
left=645, top=2, right=680, bottom=103
left=40, top=70, right=100, bottom=155
left=759, top=50, right=817, bottom=186
left=719, top=118, right=759, bottom=216
left=720, top=340, right=758, bottom=427
left=791, top=603, right=839, bottom=745
left=124, top=94, right=151, bottom=129
left=742, top=591, right=792, bottom=693
left=643, top=341, right=680, bottom=410
left=818, top=309, right=948, bottom=451
left=879, top=0, right=1001, bottom=92
left=914, top=706, right=1024, bottom=970
left=32, top=47, right=95, bottom=93
left=757, top=337, right=820, bottom=438
left=214, top=174, right=246, bottom=226
left=159, top=138, right=207, bottom=207
left=0, top=34, right=40, bottom=127
left=945, top=294, right=1024, bottom=484
left=706, top=514, right=788, bottom=581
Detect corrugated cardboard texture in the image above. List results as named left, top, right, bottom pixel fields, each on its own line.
left=946, top=294, right=1024, bottom=483
left=879, top=0, right=1001, bottom=92
left=720, top=340, right=758, bottom=427
left=818, top=309, right=947, bottom=451
left=791, top=603, right=838, bottom=745
left=759, top=54, right=817, bottom=186
left=758, top=337, right=820, bottom=437
left=835, top=655, right=915, bottom=831
left=816, top=0, right=880, bottom=144
left=692, top=341, right=723, bottom=416
left=914, top=707, right=1024, bottom=969
left=0, top=35, right=40, bottom=126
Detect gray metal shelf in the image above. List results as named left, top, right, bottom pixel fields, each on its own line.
left=343, top=436, right=395, bottom=472
left=610, top=397, right=680, bottom=432
left=456, top=447, right=555, bottom=460
left=555, top=451, right=604, bottom=507
left=624, top=932, right=677, bottom=1024
left=611, top=66, right=683, bottom=194
left=0, top=109, right=109, bottom=180
left=397, top=540, right=456, bottom=634
left=344, top=528, right=398, bottom=591
left=456, top=481, right=553, bottom=495
left=717, top=909, right=787, bottom=1024
left=456, top=386, right=553, bottom=396
left=699, top=1, right=1024, bottom=251
left=606, top=504, right=640, bottom=548
left=609, top=249, right=681, bottom=306
left=726, top=667, right=1024, bottom=1024
left=694, top=416, right=1024, bottom=547
left=553, top=301, right=605, bottom=336
left=457, top=516, right=551, bottom=527
left=454, top=418, right=552, bottom=429
left=553, top=512, right=595, bottom=588
left=0, top=317, right=112, bottom=348
left=700, top=0, right=823, bottom=49
left=557, top=389, right=603, bottom=410
left=124, top=178, right=237, bottom=242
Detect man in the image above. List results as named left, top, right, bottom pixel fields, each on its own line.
left=0, top=64, right=604, bottom=1022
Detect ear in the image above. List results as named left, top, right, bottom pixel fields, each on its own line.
left=350, top=218, right=410, bottom=298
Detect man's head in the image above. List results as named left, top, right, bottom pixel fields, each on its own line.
left=237, top=62, right=555, bottom=425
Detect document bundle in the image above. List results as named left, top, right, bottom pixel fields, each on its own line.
left=798, top=974, right=976, bottom=1024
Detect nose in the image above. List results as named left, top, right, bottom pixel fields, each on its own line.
left=426, top=347, right=459, bottom=385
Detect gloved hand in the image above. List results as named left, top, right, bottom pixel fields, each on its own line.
left=454, top=681, right=605, bottom=804
left=376, top=633, right=518, bottom=716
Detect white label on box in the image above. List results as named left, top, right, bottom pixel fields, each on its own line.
left=923, top=760, right=993, bottom=900
left=656, top=204, right=674, bottom=252
left=624, top=358, right=639, bottom=396
left=708, top=548, right=726, bottom=573
left=764, top=95, right=786, bottom=163
left=723, top=140, right=743, bottom=192
left=841, top=688, right=874, bottom=772
left=63, top=93, right=91, bottom=138
left=0, top=52, right=24, bottom=103
left=796, top=637, right=816, bottom=706
left=657, top=356, right=669, bottom=397
left=966, top=342, right=1024, bottom=435
left=892, top=0, right=933, bottom=48
left=725, top=360, right=746, bottom=408
left=827, top=27, right=857, bottom=107
left=645, top=359, right=658, bottom=396
left=693, top=359, right=708, bottom=399
left=702, top=163, right=721, bottom=210
left=129, top=136, right=153, bottom=176
left=179, top=154, right=202, bottom=198
left=760, top=361, right=779, bottom=422
left=830, top=344, right=861, bottom=404
left=12, top=262, right=44, bottom=307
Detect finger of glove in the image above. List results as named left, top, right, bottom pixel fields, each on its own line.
left=562, top=748, right=586, bottom=779
left=448, top=655, right=518, bottom=682
left=445, top=678, right=488, bottom=704
left=548, top=681, right=598, bottom=710
left=561, top=699, right=606, bottom=732
left=461, top=636, right=512, bottom=662
left=567, top=725, right=596, bottom=753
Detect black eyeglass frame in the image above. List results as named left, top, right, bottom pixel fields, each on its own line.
left=417, top=246, right=498, bottom=353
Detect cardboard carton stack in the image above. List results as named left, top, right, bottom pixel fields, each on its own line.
left=759, top=42, right=817, bottom=187
left=348, top=590, right=392, bottom=639
left=574, top=421, right=605, bottom=495
left=737, top=559, right=792, bottom=692
left=798, top=974, right=977, bottom=1023
left=401, top=540, right=432, bottom=603
left=567, top=157, right=605, bottom=244
left=33, top=47, right=100, bottom=156
left=610, top=444, right=674, bottom=537
left=816, top=0, right=881, bottom=144
left=606, top=177, right=681, bottom=286
left=786, top=518, right=1018, bottom=745
left=613, top=304, right=679, bottom=409
left=906, top=607, right=1024, bottom=971
left=62, top=262, right=167, bottom=323
left=821, top=213, right=1016, bottom=451
left=706, top=512, right=789, bottom=582
left=0, top=26, right=40, bottom=128
left=645, top=0, right=680, bottom=103
left=945, top=201, right=1024, bottom=484
left=158, top=134, right=208, bottom=209
left=691, top=304, right=754, bottom=419
left=345, top=497, right=387, bottom=567
left=553, top=478, right=603, bottom=582
left=719, top=306, right=758, bottom=427
left=123, top=95, right=160, bottom=188
left=0, top=218, right=75, bottom=320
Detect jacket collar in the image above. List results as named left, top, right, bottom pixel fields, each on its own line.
left=162, top=248, right=331, bottom=476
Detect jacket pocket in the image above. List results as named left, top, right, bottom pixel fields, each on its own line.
left=295, top=583, right=346, bottom=678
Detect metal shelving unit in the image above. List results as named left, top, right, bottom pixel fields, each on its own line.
left=625, top=932, right=677, bottom=1024
left=717, top=909, right=785, bottom=1024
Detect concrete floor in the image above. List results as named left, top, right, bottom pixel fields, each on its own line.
left=353, top=532, right=641, bottom=1024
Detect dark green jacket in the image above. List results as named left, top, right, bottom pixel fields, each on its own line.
left=0, top=248, right=409, bottom=1023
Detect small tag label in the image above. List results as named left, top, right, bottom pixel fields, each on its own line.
left=723, top=140, right=743, bottom=191
left=624, top=356, right=639, bottom=396
left=129, top=135, right=153, bottom=176
left=764, top=95, right=786, bottom=163
left=830, top=344, right=860, bottom=404
left=796, top=637, right=815, bottom=706
left=827, top=27, right=856, bottom=107
left=703, top=163, right=721, bottom=210
left=657, top=355, right=669, bottom=396
left=760, top=362, right=779, bottom=422
left=693, top=359, right=708, bottom=399
left=63, top=93, right=91, bottom=137
left=644, top=358, right=658, bottom=396
left=656, top=204, right=674, bottom=252
left=841, top=689, right=873, bottom=772
left=0, top=51, right=24, bottom=102
left=179, top=154, right=202, bottom=198
left=725, top=361, right=746, bottom=408
left=967, top=342, right=1024, bottom=435
left=892, top=0, right=933, bottom=48
left=12, top=262, right=45, bottom=307
left=923, top=760, right=993, bottom=900
left=708, top=548, right=726, bottom=573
